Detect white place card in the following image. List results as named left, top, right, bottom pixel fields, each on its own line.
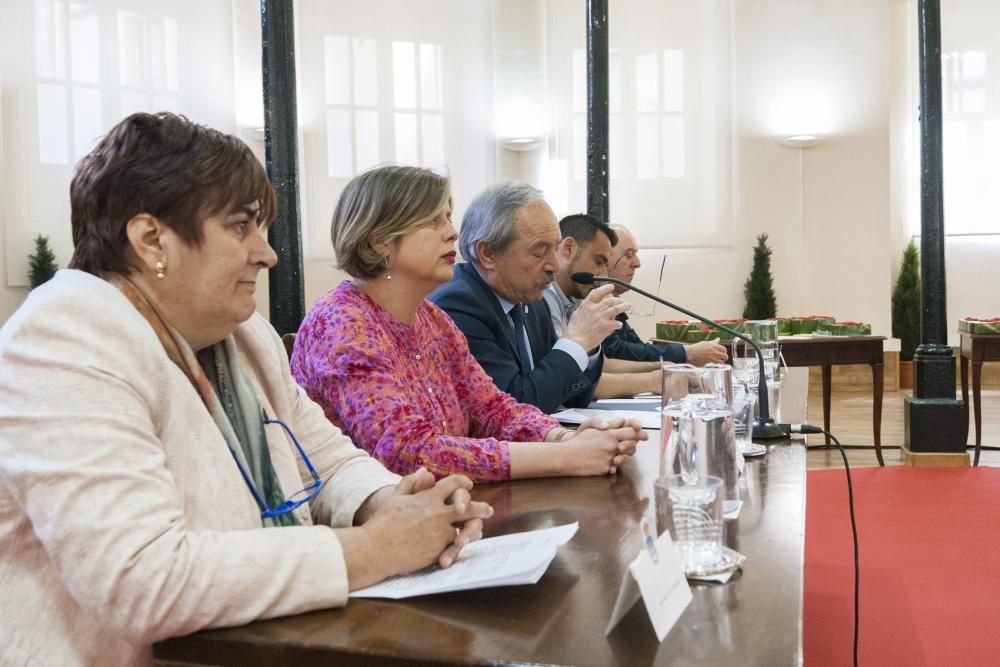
left=605, top=531, right=692, bottom=641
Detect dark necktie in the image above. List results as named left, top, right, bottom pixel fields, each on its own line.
left=509, top=304, right=532, bottom=373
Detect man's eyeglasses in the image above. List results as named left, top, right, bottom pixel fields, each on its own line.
left=611, top=248, right=639, bottom=272
left=613, top=251, right=666, bottom=318
left=227, top=414, right=324, bottom=519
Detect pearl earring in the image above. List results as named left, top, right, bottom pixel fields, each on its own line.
left=155, top=260, right=166, bottom=280
left=384, top=256, right=392, bottom=280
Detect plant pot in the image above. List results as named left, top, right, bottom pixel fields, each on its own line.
left=899, top=360, right=914, bottom=389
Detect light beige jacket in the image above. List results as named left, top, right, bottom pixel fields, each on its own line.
left=0, top=270, right=400, bottom=666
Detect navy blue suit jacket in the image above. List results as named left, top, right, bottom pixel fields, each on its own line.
left=429, top=263, right=601, bottom=413
left=603, top=313, right=687, bottom=363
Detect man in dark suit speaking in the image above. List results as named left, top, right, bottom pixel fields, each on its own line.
left=430, top=182, right=660, bottom=414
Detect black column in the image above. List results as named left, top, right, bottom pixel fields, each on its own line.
left=586, top=0, right=609, bottom=222
left=905, top=0, right=965, bottom=455
left=261, top=0, right=305, bottom=335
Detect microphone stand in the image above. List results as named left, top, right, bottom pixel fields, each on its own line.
left=572, top=273, right=787, bottom=439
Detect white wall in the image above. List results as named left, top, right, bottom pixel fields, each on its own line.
left=625, top=0, right=892, bottom=342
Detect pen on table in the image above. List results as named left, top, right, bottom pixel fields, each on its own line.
left=640, top=518, right=659, bottom=563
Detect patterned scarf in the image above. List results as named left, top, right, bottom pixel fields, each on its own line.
left=109, top=274, right=297, bottom=527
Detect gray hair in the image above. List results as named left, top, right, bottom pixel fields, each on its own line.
left=459, top=181, right=546, bottom=262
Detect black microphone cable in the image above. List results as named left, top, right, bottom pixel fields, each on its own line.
left=788, top=424, right=859, bottom=667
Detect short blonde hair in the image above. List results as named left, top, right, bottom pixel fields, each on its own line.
left=332, top=165, right=451, bottom=279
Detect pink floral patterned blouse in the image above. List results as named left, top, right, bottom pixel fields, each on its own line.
left=290, top=281, right=559, bottom=482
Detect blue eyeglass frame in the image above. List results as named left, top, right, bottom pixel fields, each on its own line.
left=226, top=414, right=324, bottom=519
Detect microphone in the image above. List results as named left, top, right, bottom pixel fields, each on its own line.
left=571, top=272, right=787, bottom=439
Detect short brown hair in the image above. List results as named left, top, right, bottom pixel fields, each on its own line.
left=332, top=165, right=451, bottom=279
left=69, top=112, right=276, bottom=275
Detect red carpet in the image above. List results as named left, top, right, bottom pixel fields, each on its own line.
left=804, top=466, right=1000, bottom=665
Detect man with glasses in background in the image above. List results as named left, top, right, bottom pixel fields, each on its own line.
left=601, top=224, right=728, bottom=366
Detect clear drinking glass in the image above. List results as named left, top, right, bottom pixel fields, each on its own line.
left=731, top=339, right=759, bottom=390
left=655, top=474, right=725, bottom=573
left=745, top=320, right=780, bottom=381
left=699, top=363, right=733, bottom=410
left=731, top=382, right=756, bottom=453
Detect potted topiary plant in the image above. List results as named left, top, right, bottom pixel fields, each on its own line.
left=743, top=233, right=778, bottom=320
left=27, top=234, right=59, bottom=289
left=891, top=239, right=920, bottom=389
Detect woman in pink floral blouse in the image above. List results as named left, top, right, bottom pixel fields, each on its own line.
left=291, top=166, right=645, bottom=482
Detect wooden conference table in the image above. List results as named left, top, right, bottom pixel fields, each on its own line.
left=155, top=412, right=807, bottom=665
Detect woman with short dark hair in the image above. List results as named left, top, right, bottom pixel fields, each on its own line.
left=0, top=113, right=490, bottom=666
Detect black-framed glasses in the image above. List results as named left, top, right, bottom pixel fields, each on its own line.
left=611, top=248, right=639, bottom=272
left=610, top=251, right=666, bottom=317
left=227, top=413, right=324, bottom=519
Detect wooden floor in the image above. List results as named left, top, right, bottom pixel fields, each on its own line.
left=805, top=387, right=1000, bottom=470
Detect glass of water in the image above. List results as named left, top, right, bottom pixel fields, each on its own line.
left=732, top=338, right=759, bottom=390
left=745, top=320, right=780, bottom=381
left=731, top=381, right=756, bottom=452
left=655, top=474, right=725, bottom=573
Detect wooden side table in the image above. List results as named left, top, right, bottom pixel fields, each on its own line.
left=778, top=336, right=886, bottom=465
left=656, top=335, right=886, bottom=465
left=960, top=333, right=1000, bottom=466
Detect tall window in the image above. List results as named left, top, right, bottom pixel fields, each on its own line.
left=34, top=0, right=103, bottom=163
left=547, top=0, right=732, bottom=248
left=940, top=49, right=999, bottom=235
left=391, top=41, right=444, bottom=168
left=4, top=0, right=235, bottom=287
left=322, top=36, right=445, bottom=178
left=296, top=0, right=495, bottom=263
left=323, top=35, right=381, bottom=177
left=634, top=50, right=684, bottom=180
left=33, top=0, right=181, bottom=164
left=904, top=0, right=1000, bottom=236
left=116, top=11, right=179, bottom=117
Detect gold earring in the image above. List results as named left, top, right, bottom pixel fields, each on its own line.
left=155, top=260, right=166, bottom=280
left=384, top=256, right=392, bottom=280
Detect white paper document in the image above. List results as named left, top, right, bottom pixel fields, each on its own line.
left=554, top=408, right=662, bottom=431
left=350, top=522, right=578, bottom=599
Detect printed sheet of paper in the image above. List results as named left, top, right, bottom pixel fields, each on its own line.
left=350, top=522, right=578, bottom=599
